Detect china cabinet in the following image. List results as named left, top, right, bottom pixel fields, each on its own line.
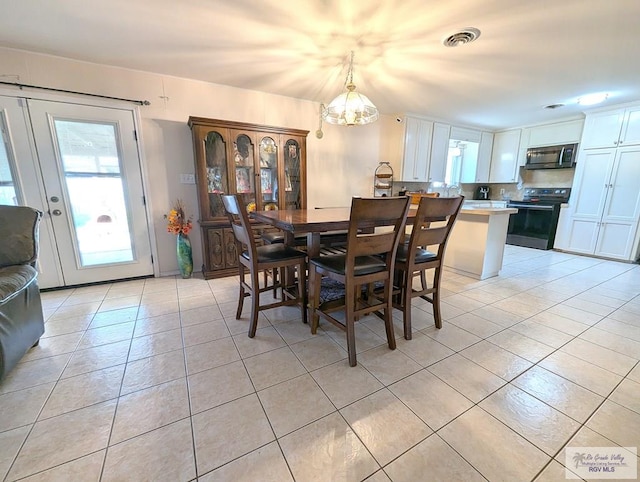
left=188, top=117, right=308, bottom=278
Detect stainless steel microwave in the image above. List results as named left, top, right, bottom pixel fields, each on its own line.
left=525, top=143, right=577, bottom=169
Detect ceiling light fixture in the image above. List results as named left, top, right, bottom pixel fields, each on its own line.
left=323, top=51, right=379, bottom=126
left=577, top=92, right=609, bottom=106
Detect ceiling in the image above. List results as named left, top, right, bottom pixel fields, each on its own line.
left=1, top=0, right=639, bottom=130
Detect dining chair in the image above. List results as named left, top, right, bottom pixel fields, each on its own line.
left=307, top=196, right=411, bottom=366
left=393, top=195, right=464, bottom=339
left=222, top=194, right=307, bottom=337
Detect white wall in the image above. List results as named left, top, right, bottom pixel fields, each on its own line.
left=0, top=47, right=385, bottom=277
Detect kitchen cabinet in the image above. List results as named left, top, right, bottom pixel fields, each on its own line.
left=489, top=129, right=521, bottom=183
left=476, top=132, right=494, bottom=182
left=581, top=106, right=640, bottom=149
left=563, top=146, right=640, bottom=260
left=400, top=116, right=433, bottom=181
left=525, top=119, right=584, bottom=147
left=428, top=122, right=450, bottom=182
left=458, top=129, right=492, bottom=183
left=188, top=117, right=308, bottom=278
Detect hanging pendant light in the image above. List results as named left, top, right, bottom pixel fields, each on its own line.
left=323, top=51, right=379, bottom=126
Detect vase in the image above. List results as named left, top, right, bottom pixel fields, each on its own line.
left=176, top=233, right=193, bottom=279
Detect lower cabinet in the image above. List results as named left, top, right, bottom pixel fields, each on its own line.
left=203, top=226, right=238, bottom=278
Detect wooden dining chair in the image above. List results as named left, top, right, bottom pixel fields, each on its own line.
left=393, top=195, right=464, bottom=339
left=222, top=194, right=307, bottom=337
left=307, top=196, right=411, bottom=366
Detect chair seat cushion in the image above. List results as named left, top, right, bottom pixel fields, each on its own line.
left=310, top=254, right=386, bottom=276
left=395, top=244, right=437, bottom=264
left=0, top=264, right=38, bottom=304
left=242, top=244, right=306, bottom=263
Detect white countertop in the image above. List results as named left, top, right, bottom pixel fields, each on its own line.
left=460, top=206, right=518, bottom=215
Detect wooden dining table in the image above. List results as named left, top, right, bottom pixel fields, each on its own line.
left=252, top=206, right=417, bottom=257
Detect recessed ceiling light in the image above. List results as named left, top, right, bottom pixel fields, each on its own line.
left=577, top=93, right=609, bottom=106
left=443, top=28, right=481, bottom=47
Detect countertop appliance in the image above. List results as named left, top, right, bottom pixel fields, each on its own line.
left=506, top=187, right=571, bottom=250
left=474, top=185, right=490, bottom=200
left=525, top=144, right=577, bottom=170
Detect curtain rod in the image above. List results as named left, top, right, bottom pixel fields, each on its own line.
left=0, top=80, right=151, bottom=106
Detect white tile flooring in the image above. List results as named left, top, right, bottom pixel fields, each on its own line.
left=1, top=245, right=639, bottom=481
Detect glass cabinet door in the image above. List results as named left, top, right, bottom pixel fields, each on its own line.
left=284, top=138, right=302, bottom=209
left=232, top=132, right=256, bottom=211
left=258, top=135, right=278, bottom=211
left=204, top=130, right=229, bottom=219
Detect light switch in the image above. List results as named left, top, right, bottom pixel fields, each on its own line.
left=180, top=174, right=195, bottom=184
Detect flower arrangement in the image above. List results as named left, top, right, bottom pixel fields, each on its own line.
left=165, top=199, right=193, bottom=236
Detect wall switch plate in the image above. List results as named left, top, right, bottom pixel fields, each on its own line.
left=500, top=188, right=505, bottom=195
left=180, top=173, right=195, bottom=184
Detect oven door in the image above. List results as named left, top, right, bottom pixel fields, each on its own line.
left=506, top=203, right=559, bottom=250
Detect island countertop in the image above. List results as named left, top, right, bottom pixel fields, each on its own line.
left=459, top=206, right=518, bottom=215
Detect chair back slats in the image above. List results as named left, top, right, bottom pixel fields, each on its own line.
left=222, top=194, right=257, bottom=258
left=346, top=196, right=410, bottom=272
left=309, top=195, right=411, bottom=366
left=408, top=196, right=464, bottom=260
left=415, top=225, right=448, bottom=247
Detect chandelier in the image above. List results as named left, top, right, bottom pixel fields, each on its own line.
left=323, top=51, right=379, bottom=126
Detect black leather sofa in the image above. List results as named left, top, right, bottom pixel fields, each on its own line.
left=0, top=205, right=45, bottom=380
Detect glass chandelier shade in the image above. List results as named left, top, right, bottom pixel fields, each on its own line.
left=323, top=52, right=379, bottom=126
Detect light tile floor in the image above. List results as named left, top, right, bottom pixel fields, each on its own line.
left=1, top=246, right=639, bottom=481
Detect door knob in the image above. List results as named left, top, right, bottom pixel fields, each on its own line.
left=52, top=209, right=62, bottom=216
left=50, top=196, right=60, bottom=202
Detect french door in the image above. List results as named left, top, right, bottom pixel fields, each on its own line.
left=0, top=95, right=153, bottom=287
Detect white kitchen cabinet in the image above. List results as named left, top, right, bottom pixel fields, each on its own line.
left=428, top=122, right=450, bottom=182
left=458, top=130, right=492, bottom=183
left=489, top=129, right=521, bottom=183
left=476, top=131, right=494, bottom=182
left=527, top=119, right=584, bottom=147
left=564, top=146, right=640, bottom=259
left=581, top=106, right=640, bottom=149
left=400, top=116, right=433, bottom=182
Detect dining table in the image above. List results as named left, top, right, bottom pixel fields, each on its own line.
left=251, top=206, right=418, bottom=257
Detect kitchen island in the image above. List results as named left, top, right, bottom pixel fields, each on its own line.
left=444, top=204, right=518, bottom=280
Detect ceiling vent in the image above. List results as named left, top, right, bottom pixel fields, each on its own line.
left=443, top=28, right=481, bottom=47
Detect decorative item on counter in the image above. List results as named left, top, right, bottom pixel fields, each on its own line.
left=246, top=202, right=256, bottom=213
left=165, top=199, right=193, bottom=279
left=374, top=162, right=394, bottom=197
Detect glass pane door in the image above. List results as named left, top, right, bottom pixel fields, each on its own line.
left=27, top=99, right=153, bottom=286
left=284, top=138, right=302, bottom=209
left=259, top=136, right=278, bottom=210
left=232, top=132, right=256, bottom=211
left=204, top=130, right=228, bottom=219
left=0, top=112, right=20, bottom=206
left=53, top=119, right=133, bottom=266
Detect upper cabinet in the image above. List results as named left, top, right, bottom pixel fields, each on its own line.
left=400, top=116, right=433, bottom=181
left=489, top=129, right=521, bottom=183
left=581, top=106, right=640, bottom=149
left=525, top=119, right=584, bottom=147
left=428, top=123, right=450, bottom=183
